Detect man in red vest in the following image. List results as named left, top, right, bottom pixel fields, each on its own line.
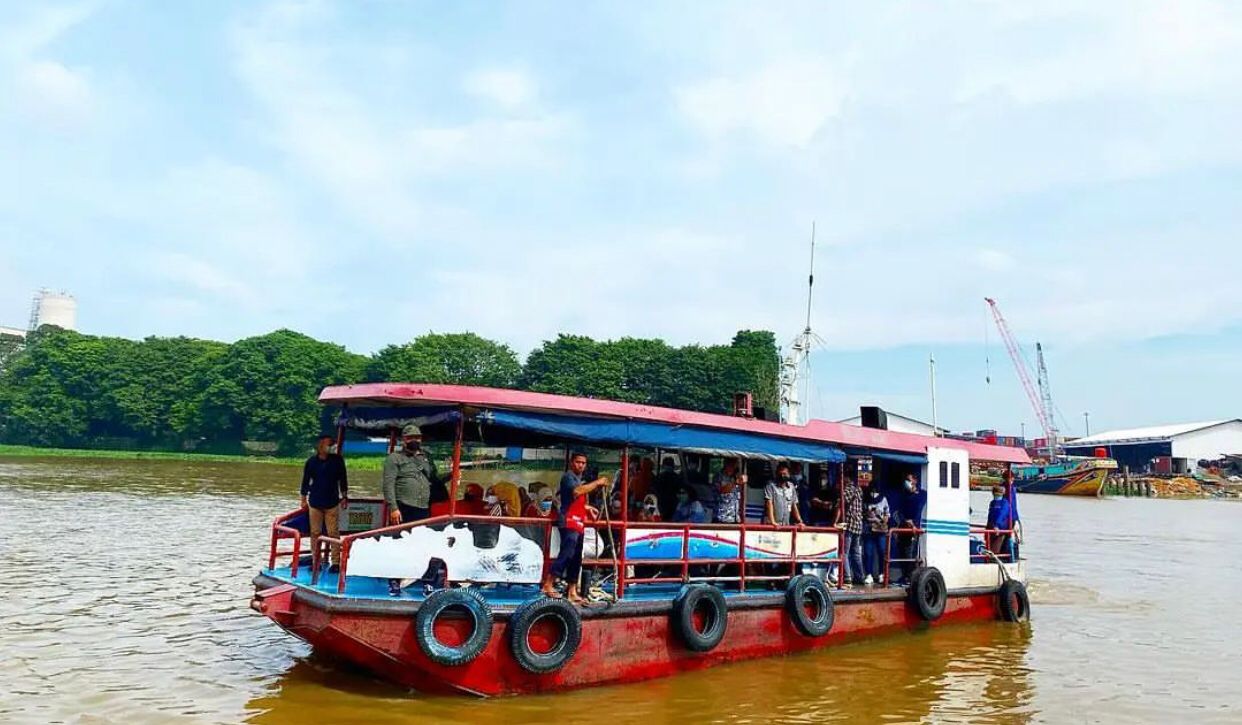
left=541, top=451, right=609, bottom=604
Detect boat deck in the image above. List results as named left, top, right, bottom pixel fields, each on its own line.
left=258, top=562, right=924, bottom=616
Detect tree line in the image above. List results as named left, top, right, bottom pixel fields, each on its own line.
left=0, top=327, right=779, bottom=454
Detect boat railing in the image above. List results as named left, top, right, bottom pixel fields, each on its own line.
left=882, top=525, right=925, bottom=585
left=268, top=509, right=307, bottom=578
left=282, top=509, right=847, bottom=596
left=969, top=525, right=1017, bottom=562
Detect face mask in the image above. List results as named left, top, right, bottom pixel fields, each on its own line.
left=483, top=494, right=498, bottom=504
left=904, top=481, right=915, bottom=492
left=645, top=505, right=658, bottom=514
left=677, top=494, right=689, bottom=503
left=993, top=494, right=1003, bottom=501
left=404, top=440, right=421, bottom=451
left=779, top=473, right=791, bottom=482
left=538, top=500, right=552, bottom=512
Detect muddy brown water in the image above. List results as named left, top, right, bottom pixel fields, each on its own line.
left=1, top=458, right=1239, bottom=724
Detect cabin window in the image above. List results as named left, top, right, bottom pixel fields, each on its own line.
left=938, top=461, right=948, bottom=488
left=951, top=462, right=961, bottom=489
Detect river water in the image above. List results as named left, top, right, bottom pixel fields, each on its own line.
left=0, top=458, right=1238, bottom=724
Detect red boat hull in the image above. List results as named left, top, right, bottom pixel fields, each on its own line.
left=253, top=581, right=1007, bottom=697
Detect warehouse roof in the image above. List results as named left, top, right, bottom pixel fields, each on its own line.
left=1066, top=420, right=1241, bottom=446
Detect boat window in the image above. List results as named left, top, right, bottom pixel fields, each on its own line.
left=951, top=462, right=961, bottom=489
left=938, top=461, right=948, bottom=488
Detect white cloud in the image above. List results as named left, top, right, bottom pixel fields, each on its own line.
left=463, top=68, right=537, bottom=111
left=14, top=59, right=92, bottom=127
left=229, top=4, right=574, bottom=245
left=676, top=58, right=845, bottom=147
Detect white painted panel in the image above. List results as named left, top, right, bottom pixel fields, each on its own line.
left=347, top=523, right=545, bottom=583
left=925, top=446, right=971, bottom=589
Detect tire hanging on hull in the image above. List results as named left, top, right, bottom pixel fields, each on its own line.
left=672, top=583, right=728, bottom=652
left=997, top=579, right=1030, bottom=622
left=908, top=566, right=947, bottom=621
left=414, top=588, right=494, bottom=666
left=508, top=596, right=583, bottom=674
left=785, top=574, right=835, bottom=637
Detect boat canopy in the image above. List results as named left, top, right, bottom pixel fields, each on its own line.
left=338, top=405, right=845, bottom=463
left=320, top=383, right=1030, bottom=465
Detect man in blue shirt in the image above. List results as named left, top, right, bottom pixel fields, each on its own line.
left=300, top=434, right=349, bottom=573
left=541, top=451, right=609, bottom=604
left=892, top=473, right=927, bottom=586
left=986, top=485, right=1015, bottom=559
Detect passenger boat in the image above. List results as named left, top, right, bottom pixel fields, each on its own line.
left=1013, top=456, right=1117, bottom=497
left=251, top=384, right=1032, bottom=697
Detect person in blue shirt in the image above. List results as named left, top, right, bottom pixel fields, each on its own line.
left=671, top=485, right=708, bottom=523
left=300, top=434, right=349, bottom=573
left=892, top=473, right=927, bottom=586
left=986, top=485, right=1015, bottom=559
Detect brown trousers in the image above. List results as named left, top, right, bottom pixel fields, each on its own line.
left=308, top=505, right=341, bottom=566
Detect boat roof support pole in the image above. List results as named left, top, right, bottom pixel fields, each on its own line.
left=449, top=407, right=464, bottom=516
left=618, top=445, right=630, bottom=600
left=334, top=403, right=348, bottom=454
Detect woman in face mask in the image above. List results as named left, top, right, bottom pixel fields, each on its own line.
left=862, top=483, right=891, bottom=585
left=637, top=494, right=662, bottom=522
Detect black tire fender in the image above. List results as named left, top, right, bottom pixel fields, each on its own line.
left=909, top=566, right=948, bottom=621
left=414, top=588, right=494, bottom=667
left=672, top=583, right=728, bottom=652
left=998, top=579, right=1030, bottom=622
left=508, top=596, right=583, bottom=674
left=785, top=574, right=835, bottom=637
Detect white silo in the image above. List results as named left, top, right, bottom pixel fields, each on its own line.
left=30, top=290, right=77, bottom=331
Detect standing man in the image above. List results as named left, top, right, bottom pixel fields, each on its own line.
left=838, top=475, right=865, bottom=587
left=764, top=462, right=805, bottom=527
left=542, top=451, right=609, bottom=604
left=986, top=485, right=1015, bottom=559
left=382, top=424, right=441, bottom=526
left=301, top=434, right=349, bottom=574
left=892, top=473, right=927, bottom=586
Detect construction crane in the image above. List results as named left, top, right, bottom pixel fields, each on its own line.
left=984, top=298, right=1060, bottom=460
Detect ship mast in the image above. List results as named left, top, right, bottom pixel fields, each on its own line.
left=779, top=224, right=818, bottom=425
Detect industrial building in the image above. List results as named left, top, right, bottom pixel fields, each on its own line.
left=1064, top=420, right=1242, bottom=474
left=836, top=409, right=947, bottom=437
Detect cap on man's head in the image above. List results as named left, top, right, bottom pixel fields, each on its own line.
left=401, top=423, right=422, bottom=437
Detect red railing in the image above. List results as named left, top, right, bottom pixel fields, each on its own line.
left=882, top=525, right=925, bottom=586
left=970, top=526, right=1016, bottom=562
left=269, top=505, right=848, bottom=596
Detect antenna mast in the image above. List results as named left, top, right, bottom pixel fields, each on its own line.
left=780, top=223, right=818, bottom=425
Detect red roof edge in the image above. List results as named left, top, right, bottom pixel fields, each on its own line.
left=319, top=383, right=1030, bottom=464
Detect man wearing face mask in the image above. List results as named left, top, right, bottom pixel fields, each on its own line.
left=764, top=462, right=805, bottom=527
left=892, top=473, right=927, bottom=586
left=381, top=424, right=441, bottom=526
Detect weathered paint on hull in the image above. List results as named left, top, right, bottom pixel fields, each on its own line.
left=1015, top=467, right=1108, bottom=496
left=254, top=586, right=1005, bottom=697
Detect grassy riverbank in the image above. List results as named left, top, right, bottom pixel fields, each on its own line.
left=0, top=444, right=388, bottom=470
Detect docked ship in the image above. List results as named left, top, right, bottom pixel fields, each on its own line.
left=1012, top=456, right=1117, bottom=497
left=251, top=384, right=1033, bottom=697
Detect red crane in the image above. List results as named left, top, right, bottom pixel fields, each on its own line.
left=985, top=297, right=1059, bottom=459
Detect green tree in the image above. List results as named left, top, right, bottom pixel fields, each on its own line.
left=196, top=330, right=366, bottom=453
left=109, top=336, right=228, bottom=446
left=521, top=334, right=624, bottom=399
left=367, top=332, right=521, bottom=387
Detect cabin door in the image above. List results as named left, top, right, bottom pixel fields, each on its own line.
left=923, top=446, right=971, bottom=589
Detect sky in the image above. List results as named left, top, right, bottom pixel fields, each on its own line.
left=3, top=1, right=1241, bottom=436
